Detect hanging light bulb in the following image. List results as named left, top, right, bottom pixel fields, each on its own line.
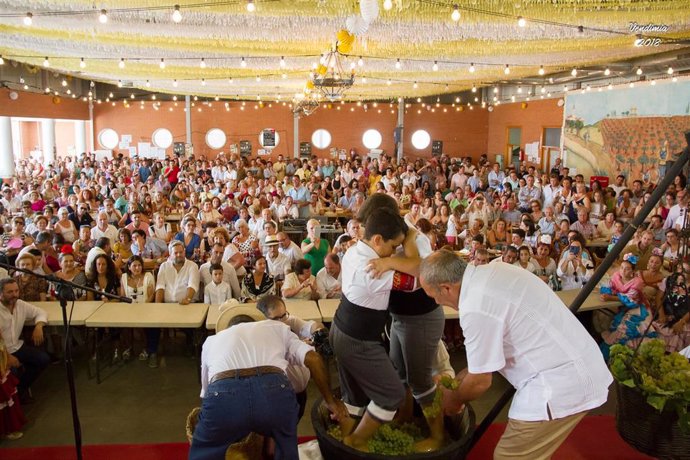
left=256, top=76, right=261, bottom=82
left=563, top=85, right=569, bottom=92
left=538, top=65, right=545, bottom=76
left=201, top=78, right=206, bottom=86
left=650, top=80, right=656, bottom=86
left=159, top=58, right=166, bottom=69
left=119, top=58, right=125, bottom=69
left=279, top=56, right=286, bottom=68
left=383, top=0, right=393, bottom=11
left=357, top=56, right=364, bottom=67
left=61, top=79, right=67, bottom=87
left=281, top=73, right=287, bottom=79
left=541, top=86, right=546, bottom=93
left=246, top=0, right=256, bottom=13
left=604, top=67, right=610, bottom=76
left=43, top=57, right=50, bottom=67
left=229, top=78, right=234, bottom=84
left=173, top=79, right=178, bottom=87
left=629, top=82, right=634, bottom=88
left=395, top=58, right=402, bottom=70
left=0, top=56, right=4, bottom=66
left=117, top=80, right=122, bottom=88
left=504, top=64, right=510, bottom=75
left=413, top=81, right=418, bottom=89
left=607, top=82, right=613, bottom=90
left=668, top=66, right=674, bottom=75
left=98, top=9, right=108, bottom=24
left=23, top=12, right=33, bottom=26
left=471, top=84, right=476, bottom=93
left=172, top=5, right=182, bottom=23
left=469, top=63, right=475, bottom=73
left=200, top=58, right=206, bottom=69
left=451, top=4, right=461, bottom=22
left=636, top=66, right=642, bottom=75
left=493, top=86, right=498, bottom=93
left=432, top=61, right=439, bottom=72
left=145, top=80, right=151, bottom=87
left=571, top=68, right=577, bottom=77
left=517, top=86, right=522, bottom=93
left=517, top=16, right=526, bottom=27
left=240, top=57, right=247, bottom=68
left=79, top=57, right=86, bottom=68
left=672, top=76, right=677, bottom=82
left=387, top=79, right=392, bottom=86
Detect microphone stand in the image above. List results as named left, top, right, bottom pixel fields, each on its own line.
left=0, top=260, right=132, bottom=460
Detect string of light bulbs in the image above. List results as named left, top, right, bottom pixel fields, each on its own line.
left=0, top=0, right=265, bottom=24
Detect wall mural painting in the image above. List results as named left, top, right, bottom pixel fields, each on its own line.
left=562, top=80, right=690, bottom=180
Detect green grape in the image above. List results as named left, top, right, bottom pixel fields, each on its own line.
left=422, top=389, right=442, bottom=419
left=327, top=424, right=343, bottom=441
left=439, top=375, right=459, bottom=390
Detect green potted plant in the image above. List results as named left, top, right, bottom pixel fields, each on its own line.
left=609, top=340, right=690, bottom=458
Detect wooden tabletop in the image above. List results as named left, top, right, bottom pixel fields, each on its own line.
left=586, top=238, right=610, bottom=248
left=317, top=298, right=339, bottom=322
left=30, top=301, right=105, bottom=326
left=85, top=302, right=208, bottom=328
left=283, top=299, right=322, bottom=322
left=557, top=288, right=621, bottom=312
left=318, top=298, right=459, bottom=321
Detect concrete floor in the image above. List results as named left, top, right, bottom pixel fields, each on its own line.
left=3, top=332, right=616, bottom=449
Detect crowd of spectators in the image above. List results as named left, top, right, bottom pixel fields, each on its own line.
left=1, top=149, right=690, bottom=440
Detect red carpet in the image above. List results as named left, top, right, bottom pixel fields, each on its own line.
left=3, top=416, right=652, bottom=459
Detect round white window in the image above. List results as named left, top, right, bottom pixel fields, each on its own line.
left=152, top=128, right=173, bottom=149
left=258, top=129, right=280, bottom=149
left=311, top=129, right=332, bottom=149
left=411, top=130, right=431, bottom=150
left=98, top=128, right=119, bottom=150
left=205, top=128, right=227, bottom=149
left=362, top=129, right=382, bottom=149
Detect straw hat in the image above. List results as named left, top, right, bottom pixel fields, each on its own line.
left=216, top=305, right=265, bottom=332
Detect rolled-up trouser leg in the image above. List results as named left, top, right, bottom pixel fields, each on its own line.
left=389, top=307, right=446, bottom=406
left=330, top=323, right=405, bottom=422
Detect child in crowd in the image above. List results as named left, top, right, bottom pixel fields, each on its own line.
left=204, top=264, right=232, bottom=304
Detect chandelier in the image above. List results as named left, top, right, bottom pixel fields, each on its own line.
left=312, top=45, right=355, bottom=101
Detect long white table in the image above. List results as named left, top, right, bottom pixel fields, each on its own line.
left=85, top=302, right=209, bottom=328
left=30, top=301, right=105, bottom=326
left=85, top=302, right=208, bottom=383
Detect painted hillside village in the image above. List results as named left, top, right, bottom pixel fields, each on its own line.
left=562, top=82, right=690, bottom=180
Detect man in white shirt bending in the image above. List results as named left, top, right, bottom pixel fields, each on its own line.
left=419, top=250, right=612, bottom=460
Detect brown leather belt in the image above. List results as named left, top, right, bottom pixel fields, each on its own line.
left=210, top=366, right=284, bottom=384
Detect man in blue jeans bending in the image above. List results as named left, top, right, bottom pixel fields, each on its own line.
left=190, top=306, right=347, bottom=460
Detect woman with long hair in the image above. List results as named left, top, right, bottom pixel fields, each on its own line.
left=240, top=256, right=275, bottom=302
left=487, top=218, right=510, bottom=250
left=119, top=256, right=158, bottom=366
left=87, top=254, right=123, bottom=361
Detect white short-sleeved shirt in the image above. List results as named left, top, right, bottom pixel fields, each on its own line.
left=155, top=259, right=200, bottom=303
left=316, top=267, right=342, bottom=299
left=458, top=262, right=612, bottom=421
left=200, top=320, right=313, bottom=397
left=341, top=241, right=395, bottom=311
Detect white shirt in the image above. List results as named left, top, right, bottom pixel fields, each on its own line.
left=542, top=184, right=563, bottom=209
left=200, top=320, right=313, bottom=397
left=458, top=263, right=612, bottom=421
left=0, top=299, right=48, bottom=353
left=341, top=241, right=395, bottom=311
left=316, top=267, right=342, bottom=299
left=199, top=261, right=241, bottom=300
left=204, top=281, right=233, bottom=304
left=155, top=259, right=200, bottom=303
left=266, top=251, right=291, bottom=280
left=664, top=204, right=685, bottom=229
left=91, top=224, right=119, bottom=245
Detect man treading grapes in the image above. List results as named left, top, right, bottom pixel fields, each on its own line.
left=419, top=250, right=613, bottom=459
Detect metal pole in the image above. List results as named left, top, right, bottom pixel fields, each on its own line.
left=397, top=97, right=404, bottom=163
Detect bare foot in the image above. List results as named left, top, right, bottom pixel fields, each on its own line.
left=339, top=416, right=358, bottom=438
left=343, top=434, right=370, bottom=452
left=414, top=436, right=445, bottom=453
